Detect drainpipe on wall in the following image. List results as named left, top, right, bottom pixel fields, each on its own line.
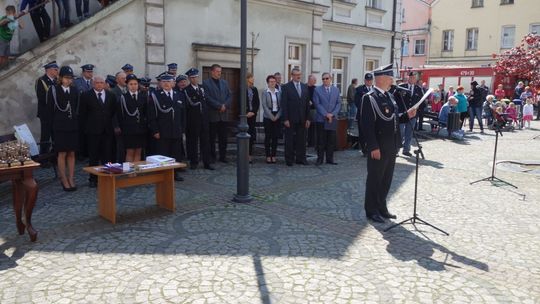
left=390, top=0, right=398, bottom=66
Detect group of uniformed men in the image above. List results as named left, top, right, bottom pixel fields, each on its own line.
left=36, top=61, right=232, bottom=186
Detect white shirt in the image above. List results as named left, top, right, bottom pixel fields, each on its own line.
left=129, top=91, right=138, bottom=100
left=266, top=88, right=278, bottom=112
left=94, top=89, right=105, bottom=103
left=61, top=85, right=70, bottom=94
left=373, top=86, right=386, bottom=95
left=523, top=103, right=534, bottom=116
left=164, top=89, right=174, bottom=100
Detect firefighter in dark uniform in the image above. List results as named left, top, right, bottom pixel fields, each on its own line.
left=147, top=74, right=185, bottom=181
left=121, top=63, right=134, bottom=75
left=183, top=68, right=214, bottom=171
left=167, top=63, right=178, bottom=78
left=36, top=61, right=59, bottom=156
left=395, top=72, right=423, bottom=157
left=361, top=64, right=416, bottom=223
left=354, top=73, right=374, bottom=156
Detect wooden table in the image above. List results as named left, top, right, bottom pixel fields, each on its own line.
left=0, top=162, right=40, bottom=242
left=83, top=162, right=186, bottom=224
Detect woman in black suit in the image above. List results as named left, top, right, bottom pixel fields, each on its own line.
left=243, top=73, right=260, bottom=162
left=116, top=74, right=147, bottom=162
left=47, top=66, right=79, bottom=191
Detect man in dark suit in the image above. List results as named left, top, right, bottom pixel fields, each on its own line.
left=361, top=64, right=416, bottom=223
left=312, top=73, right=341, bottom=165
left=184, top=68, right=214, bottom=170
left=281, top=68, right=311, bottom=166
left=395, top=72, right=423, bottom=157
left=203, top=64, right=231, bottom=163
left=35, top=61, right=58, bottom=156
left=147, top=74, right=185, bottom=181
left=354, top=73, right=374, bottom=156
left=78, top=76, right=118, bottom=187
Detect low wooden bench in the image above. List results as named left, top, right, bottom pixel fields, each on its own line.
left=83, top=162, right=186, bottom=224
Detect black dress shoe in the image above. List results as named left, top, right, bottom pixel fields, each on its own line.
left=367, top=214, right=385, bottom=223
left=380, top=212, right=397, bottom=219
left=402, top=151, right=413, bottom=157
left=204, top=164, right=215, bottom=170
left=174, top=175, right=184, bottom=182
left=286, top=162, right=293, bottom=167
left=89, top=180, right=97, bottom=188
left=326, top=161, right=338, bottom=165
left=190, top=163, right=198, bottom=170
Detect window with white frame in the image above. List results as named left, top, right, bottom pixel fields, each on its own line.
left=331, top=56, right=346, bottom=96
left=471, top=0, right=483, bottom=7
left=365, top=59, right=379, bottom=73
left=466, top=28, right=478, bottom=50
left=287, top=43, right=303, bottom=80
left=501, top=26, right=515, bottom=48
left=443, top=30, right=454, bottom=51
left=414, top=39, right=425, bottom=55
left=367, top=0, right=382, bottom=9
left=530, top=23, right=540, bottom=35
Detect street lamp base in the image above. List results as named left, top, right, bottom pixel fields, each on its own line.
left=233, top=194, right=253, bottom=204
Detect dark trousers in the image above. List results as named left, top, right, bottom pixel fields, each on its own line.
left=316, top=123, right=336, bottom=163
left=364, top=150, right=396, bottom=216
left=247, top=116, right=256, bottom=155
left=155, top=138, right=182, bottom=161
left=186, top=122, right=210, bottom=166
left=284, top=122, right=307, bottom=164
left=87, top=133, right=114, bottom=181
left=75, top=0, right=90, bottom=18
left=30, top=7, right=51, bottom=42
left=54, top=0, right=71, bottom=27
left=209, top=121, right=228, bottom=160
left=416, top=108, right=425, bottom=130
left=263, top=118, right=280, bottom=157
left=469, top=106, right=484, bottom=131
left=357, top=119, right=366, bottom=153
left=39, top=117, right=52, bottom=154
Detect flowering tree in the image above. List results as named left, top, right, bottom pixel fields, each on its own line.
left=493, top=33, right=540, bottom=88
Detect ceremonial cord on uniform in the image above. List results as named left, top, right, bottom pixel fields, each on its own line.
left=151, top=92, right=175, bottom=120
left=183, top=89, right=203, bottom=112
left=51, top=86, right=73, bottom=119
left=120, top=95, right=140, bottom=123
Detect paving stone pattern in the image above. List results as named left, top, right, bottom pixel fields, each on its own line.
left=1, top=122, right=539, bottom=303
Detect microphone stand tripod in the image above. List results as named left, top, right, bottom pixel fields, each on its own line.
left=385, top=136, right=449, bottom=235
left=470, top=125, right=517, bottom=188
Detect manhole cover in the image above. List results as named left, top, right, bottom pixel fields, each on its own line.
left=496, top=160, right=540, bottom=176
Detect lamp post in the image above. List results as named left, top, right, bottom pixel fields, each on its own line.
left=233, top=0, right=252, bottom=203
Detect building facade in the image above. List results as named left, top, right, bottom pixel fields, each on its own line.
left=429, top=0, right=540, bottom=66
left=0, top=0, right=403, bottom=135
left=400, top=0, right=434, bottom=70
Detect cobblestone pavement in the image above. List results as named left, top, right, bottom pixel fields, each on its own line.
left=1, top=121, right=540, bottom=304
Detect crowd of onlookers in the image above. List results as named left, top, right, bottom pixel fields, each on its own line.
left=1, top=1, right=113, bottom=68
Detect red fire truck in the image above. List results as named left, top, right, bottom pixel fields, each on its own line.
left=399, top=66, right=517, bottom=98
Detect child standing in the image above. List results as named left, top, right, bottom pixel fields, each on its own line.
left=0, top=5, right=23, bottom=68
left=505, top=102, right=518, bottom=127
left=522, top=98, right=534, bottom=129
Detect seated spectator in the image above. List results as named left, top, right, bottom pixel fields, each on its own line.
left=505, top=102, right=518, bottom=126
left=438, top=96, right=458, bottom=127
left=494, top=84, right=505, bottom=100
left=430, top=89, right=443, bottom=113
left=0, top=5, right=23, bottom=68
left=483, top=95, right=495, bottom=126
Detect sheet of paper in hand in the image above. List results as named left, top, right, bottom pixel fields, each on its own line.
left=412, top=88, right=434, bottom=110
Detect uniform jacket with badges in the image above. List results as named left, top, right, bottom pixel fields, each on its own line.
left=46, top=85, right=80, bottom=132
left=281, top=81, right=311, bottom=124
left=116, top=91, right=148, bottom=136
left=36, top=74, right=56, bottom=119
left=202, top=78, right=232, bottom=122
left=73, top=77, right=93, bottom=94
left=396, top=83, right=424, bottom=113
left=361, top=88, right=410, bottom=154
left=184, top=84, right=210, bottom=126
left=147, top=89, right=185, bottom=139
left=78, top=89, right=117, bottom=135
left=354, top=84, right=373, bottom=120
